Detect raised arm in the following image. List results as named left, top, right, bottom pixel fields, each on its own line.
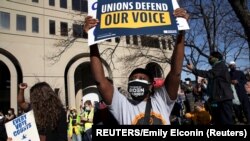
left=17, top=83, right=29, bottom=110
left=84, top=16, right=114, bottom=105
left=164, top=8, right=189, bottom=100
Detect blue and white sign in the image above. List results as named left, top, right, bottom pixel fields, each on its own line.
left=5, top=110, right=40, bottom=141
left=88, top=0, right=189, bottom=46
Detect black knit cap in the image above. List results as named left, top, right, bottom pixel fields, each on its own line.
left=128, top=68, right=154, bottom=83
left=210, top=51, right=223, bottom=60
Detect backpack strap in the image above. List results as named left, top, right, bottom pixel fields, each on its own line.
left=142, top=98, right=152, bottom=125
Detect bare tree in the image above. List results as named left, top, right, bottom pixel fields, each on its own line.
left=228, top=0, right=250, bottom=62
left=99, top=0, right=249, bottom=72
left=49, top=0, right=249, bottom=73
left=179, top=0, right=249, bottom=73
left=228, top=0, right=250, bottom=47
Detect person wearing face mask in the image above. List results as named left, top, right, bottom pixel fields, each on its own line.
left=81, top=100, right=94, bottom=132
left=229, top=61, right=250, bottom=124
left=200, top=78, right=208, bottom=101
left=81, top=100, right=94, bottom=141
left=182, top=78, right=195, bottom=113
left=186, top=52, right=234, bottom=125
left=67, top=108, right=82, bottom=141
left=84, top=8, right=189, bottom=125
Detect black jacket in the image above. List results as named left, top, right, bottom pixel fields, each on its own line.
left=192, top=61, right=234, bottom=102
left=230, top=69, right=247, bottom=97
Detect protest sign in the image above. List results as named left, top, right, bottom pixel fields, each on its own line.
left=5, top=110, right=40, bottom=141
left=88, top=0, right=189, bottom=46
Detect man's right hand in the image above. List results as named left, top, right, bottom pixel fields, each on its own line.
left=19, top=83, right=27, bottom=89
left=83, top=16, right=99, bottom=33
left=173, top=8, right=190, bottom=21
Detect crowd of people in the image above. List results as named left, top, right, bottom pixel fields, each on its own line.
left=1, top=7, right=250, bottom=141
left=175, top=58, right=250, bottom=125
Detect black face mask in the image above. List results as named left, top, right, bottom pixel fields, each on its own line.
left=128, top=79, right=151, bottom=101
left=208, top=57, right=218, bottom=66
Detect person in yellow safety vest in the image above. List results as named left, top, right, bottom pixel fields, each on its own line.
left=81, top=100, right=94, bottom=133
left=68, top=108, right=82, bottom=141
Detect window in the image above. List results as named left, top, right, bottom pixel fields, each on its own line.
left=150, top=37, right=160, bottom=48
left=16, top=15, right=26, bottom=31
left=133, top=35, right=138, bottom=45
left=32, top=17, right=39, bottom=33
left=168, top=39, right=172, bottom=50
left=49, top=20, right=55, bottom=35
left=0, top=11, right=10, bottom=29
left=32, top=0, right=38, bottom=3
left=73, top=24, right=82, bottom=38
left=49, top=0, right=55, bottom=6
left=141, top=36, right=160, bottom=48
left=73, top=24, right=88, bottom=38
left=161, top=39, right=166, bottom=49
left=60, top=22, right=68, bottom=36
left=60, top=0, right=67, bottom=9
left=115, top=37, right=120, bottom=43
left=141, top=36, right=148, bottom=46
left=72, top=0, right=88, bottom=12
left=126, top=36, right=130, bottom=44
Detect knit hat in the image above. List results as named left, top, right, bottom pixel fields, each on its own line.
left=229, top=61, right=236, bottom=65
left=129, top=68, right=154, bottom=83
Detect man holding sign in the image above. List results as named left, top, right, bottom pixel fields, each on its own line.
left=84, top=8, right=189, bottom=125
